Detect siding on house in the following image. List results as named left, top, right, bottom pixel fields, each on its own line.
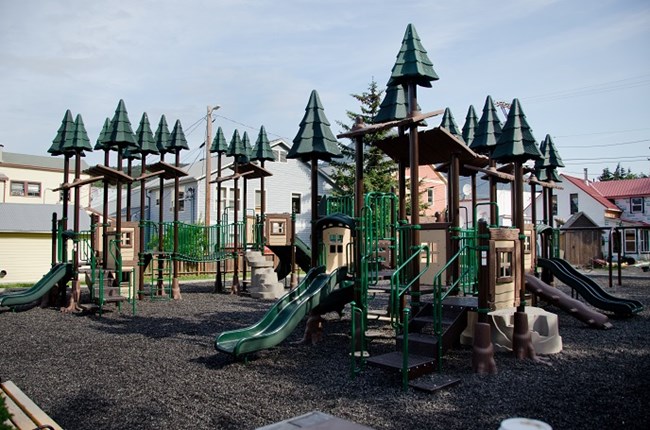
left=0, top=233, right=54, bottom=283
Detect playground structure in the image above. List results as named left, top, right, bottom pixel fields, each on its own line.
left=1, top=24, right=644, bottom=395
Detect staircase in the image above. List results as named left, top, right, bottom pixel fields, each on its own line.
left=245, top=250, right=285, bottom=299
left=83, top=268, right=128, bottom=313
left=366, top=296, right=477, bottom=380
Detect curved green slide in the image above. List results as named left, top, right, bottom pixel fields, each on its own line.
left=215, top=266, right=349, bottom=358
left=0, top=263, right=72, bottom=309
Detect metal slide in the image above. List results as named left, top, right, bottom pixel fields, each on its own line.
left=215, top=266, right=349, bottom=358
left=537, top=258, right=643, bottom=316
left=525, top=274, right=612, bottom=329
left=0, top=263, right=72, bottom=309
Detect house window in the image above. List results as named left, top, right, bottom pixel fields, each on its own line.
left=255, top=190, right=265, bottom=211
left=496, top=248, right=513, bottom=283
left=624, top=230, right=636, bottom=254
left=631, top=197, right=644, bottom=214
left=275, top=149, right=287, bottom=163
left=639, top=230, right=649, bottom=254
left=10, top=181, right=41, bottom=197
left=221, top=187, right=239, bottom=211
left=552, top=195, right=558, bottom=216
left=218, top=186, right=227, bottom=211
left=292, top=193, right=301, bottom=214
left=570, top=193, right=579, bottom=214
left=170, top=191, right=185, bottom=212
left=427, top=188, right=434, bottom=206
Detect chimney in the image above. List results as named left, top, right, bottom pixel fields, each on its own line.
left=584, top=168, right=588, bottom=182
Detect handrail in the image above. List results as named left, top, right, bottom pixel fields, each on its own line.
left=350, top=304, right=366, bottom=378
left=390, top=244, right=430, bottom=329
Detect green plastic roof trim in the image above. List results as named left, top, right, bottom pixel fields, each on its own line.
left=462, top=105, right=478, bottom=147
left=251, top=125, right=276, bottom=162
left=210, top=126, right=228, bottom=154
left=167, top=120, right=189, bottom=153
left=135, top=112, right=159, bottom=156
left=491, top=99, right=542, bottom=163
left=49, top=109, right=75, bottom=156
left=470, top=95, right=503, bottom=155
left=288, top=90, right=342, bottom=162
left=63, top=114, right=93, bottom=155
left=154, top=115, right=171, bottom=155
left=105, top=99, right=138, bottom=150
left=387, top=24, right=439, bottom=88
left=440, top=107, right=464, bottom=143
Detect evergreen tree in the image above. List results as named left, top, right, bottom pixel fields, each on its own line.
left=330, top=79, right=398, bottom=195
left=598, top=163, right=648, bottom=181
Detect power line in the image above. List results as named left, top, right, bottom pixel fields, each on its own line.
left=558, top=138, right=650, bottom=148
left=553, top=128, right=650, bottom=138
left=521, top=74, right=650, bottom=104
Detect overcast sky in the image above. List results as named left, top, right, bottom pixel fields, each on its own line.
left=1, top=0, right=648, bottom=180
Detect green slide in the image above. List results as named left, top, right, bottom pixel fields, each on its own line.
left=215, top=266, right=348, bottom=358
left=0, top=263, right=72, bottom=309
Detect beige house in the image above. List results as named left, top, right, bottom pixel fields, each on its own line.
left=0, top=146, right=92, bottom=283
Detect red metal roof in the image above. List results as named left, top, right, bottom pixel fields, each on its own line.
left=561, top=174, right=621, bottom=212
left=591, top=177, right=650, bottom=199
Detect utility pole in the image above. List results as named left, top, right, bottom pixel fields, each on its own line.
left=205, top=104, right=220, bottom=226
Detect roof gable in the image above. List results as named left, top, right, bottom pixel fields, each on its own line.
left=591, top=177, right=650, bottom=199
left=561, top=174, right=621, bottom=212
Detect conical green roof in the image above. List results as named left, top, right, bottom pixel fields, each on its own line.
left=491, top=99, right=542, bottom=163
left=210, top=126, right=228, bottom=154
left=105, top=99, right=138, bottom=150
left=540, top=134, right=564, bottom=169
left=461, top=105, right=478, bottom=147
left=135, top=112, right=159, bottom=156
left=251, top=125, right=275, bottom=162
left=236, top=131, right=252, bottom=164
left=94, top=117, right=115, bottom=151
left=533, top=138, right=547, bottom=179
left=48, top=110, right=75, bottom=156
left=374, top=83, right=427, bottom=125
left=387, top=24, right=439, bottom=88
left=470, top=95, right=503, bottom=155
left=288, top=90, right=342, bottom=162
left=167, top=120, right=189, bottom=153
left=154, top=115, right=171, bottom=155
left=122, top=146, right=142, bottom=160
left=440, top=108, right=464, bottom=143
left=227, top=129, right=248, bottom=158
left=63, top=114, right=93, bottom=155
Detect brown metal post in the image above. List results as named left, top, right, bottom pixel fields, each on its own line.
left=215, top=153, right=224, bottom=293
left=242, top=176, right=248, bottom=288
left=407, top=83, right=420, bottom=310
left=231, top=161, right=241, bottom=293
left=450, top=153, right=460, bottom=284
left=471, top=174, right=477, bottom=227
left=290, top=211, right=298, bottom=288
left=51, top=212, right=58, bottom=266
left=138, top=154, right=147, bottom=299
left=126, top=158, right=133, bottom=221
left=71, top=153, right=82, bottom=305
left=489, top=160, right=498, bottom=226
left=172, top=151, right=181, bottom=300
left=157, top=153, right=165, bottom=295
left=102, top=150, right=110, bottom=270
left=310, top=155, right=319, bottom=269
left=260, top=160, right=267, bottom=250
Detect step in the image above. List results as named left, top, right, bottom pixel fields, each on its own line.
left=366, top=351, right=435, bottom=380
left=409, top=375, right=461, bottom=393
left=396, top=332, right=439, bottom=358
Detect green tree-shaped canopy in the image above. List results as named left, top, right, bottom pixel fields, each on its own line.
left=227, top=129, right=248, bottom=158
left=154, top=115, right=171, bottom=155
left=94, top=117, right=115, bottom=151
left=167, top=120, right=189, bottom=153
left=63, top=114, right=93, bottom=155
left=470, top=95, right=503, bottom=155
left=540, top=134, right=564, bottom=169
left=238, top=131, right=252, bottom=164
left=440, top=107, right=464, bottom=143
left=534, top=134, right=563, bottom=182
left=135, top=112, right=159, bottom=156
left=491, top=99, right=542, bottom=163
left=105, top=99, right=138, bottom=151
left=251, top=125, right=276, bottom=162
left=462, top=105, right=478, bottom=147
left=387, top=23, right=439, bottom=88
left=48, top=109, right=75, bottom=156
left=288, top=90, right=342, bottom=162
left=210, top=126, right=228, bottom=154
left=374, top=84, right=408, bottom=123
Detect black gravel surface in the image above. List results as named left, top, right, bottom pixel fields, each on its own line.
left=1, top=272, right=649, bottom=430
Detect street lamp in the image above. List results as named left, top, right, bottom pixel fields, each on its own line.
left=205, top=104, right=221, bottom=226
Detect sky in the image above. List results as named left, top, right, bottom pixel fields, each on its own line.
left=0, top=0, right=649, bottom=181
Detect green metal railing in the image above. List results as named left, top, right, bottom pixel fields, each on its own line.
left=326, top=195, right=354, bottom=216
left=431, top=244, right=477, bottom=372
left=451, top=227, right=479, bottom=295
left=389, top=244, right=430, bottom=330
